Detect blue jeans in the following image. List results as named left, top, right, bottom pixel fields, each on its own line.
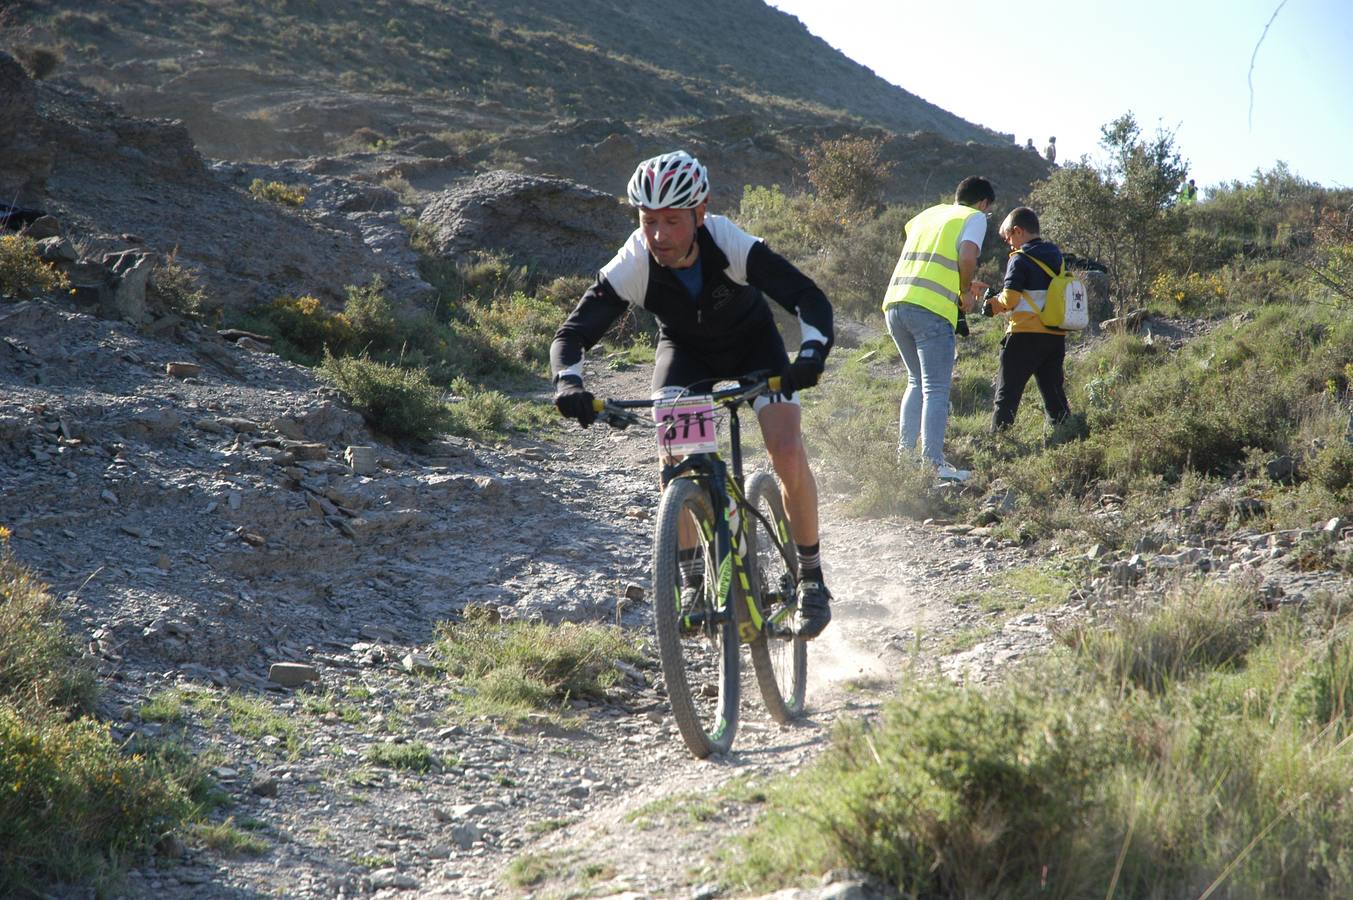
left=885, top=303, right=955, bottom=466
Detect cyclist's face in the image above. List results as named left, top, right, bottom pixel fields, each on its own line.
left=640, top=204, right=706, bottom=268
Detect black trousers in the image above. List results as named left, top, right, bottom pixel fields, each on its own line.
left=992, top=332, right=1070, bottom=430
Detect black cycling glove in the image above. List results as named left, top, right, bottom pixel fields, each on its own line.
left=553, top=378, right=597, bottom=428
left=955, top=311, right=970, bottom=337
left=779, top=341, right=827, bottom=399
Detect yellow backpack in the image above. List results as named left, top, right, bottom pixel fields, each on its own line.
left=1015, top=250, right=1089, bottom=331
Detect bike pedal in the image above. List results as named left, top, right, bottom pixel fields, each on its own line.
left=679, top=608, right=727, bottom=636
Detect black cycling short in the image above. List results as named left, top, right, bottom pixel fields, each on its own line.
left=651, top=322, right=792, bottom=405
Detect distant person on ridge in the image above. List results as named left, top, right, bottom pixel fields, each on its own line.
left=1025, top=137, right=1038, bottom=153
left=550, top=150, right=836, bottom=639
left=1044, top=136, right=1056, bottom=164
left=980, top=206, right=1071, bottom=431
left=881, top=176, right=994, bottom=482
left=1179, top=177, right=1198, bottom=205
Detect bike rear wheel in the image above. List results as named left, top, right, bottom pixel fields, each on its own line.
left=744, top=471, right=807, bottom=723
left=652, top=477, right=740, bottom=758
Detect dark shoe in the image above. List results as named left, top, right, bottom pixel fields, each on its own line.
left=679, top=582, right=705, bottom=635
left=794, top=581, right=832, bottom=639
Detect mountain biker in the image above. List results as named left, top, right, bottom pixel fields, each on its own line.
left=549, top=150, right=836, bottom=639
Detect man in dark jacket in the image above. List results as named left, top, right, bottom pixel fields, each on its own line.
left=550, top=151, right=835, bottom=639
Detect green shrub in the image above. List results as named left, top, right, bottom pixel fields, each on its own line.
left=1309, top=215, right=1353, bottom=306
left=447, top=252, right=533, bottom=306
left=416, top=253, right=576, bottom=381
left=1161, top=228, right=1250, bottom=273
left=317, top=352, right=448, bottom=441
left=443, top=376, right=552, bottom=441
left=1032, top=112, right=1187, bottom=309
left=735, top=588, right=1353, bottom=898
left=737, top=184, right=816, bottom=263
left=1293, top=635, right=1353, bottom=736
left=0, top=235, right=70, bottom=299
left=0, top=708, right=195, bottom=892
left=149, top=251, right=211, bottom=317
left=1189, top=162, right=1338, bottom=248
left=189, top=818, right=268, bottom=856
left=1011, top=439, right=1107, bottom=499
left=13, top=44, right=61, bottom=79
left=335, top=127, right=392, bottom=154
left=0, top=535, right=198, bottom=893
left=535, top=274, right=593, bottom=310
left=1311, top=442, right=1353, bottom=495
left=342, top=276, right=408, bottom=356
left=805, top=204, right=919, bottom=322
left=434, top=617, right=645, bottom=720
left=1148, top=269, right=1227, bottom=312
left=462, top=290, right=562, bottom=370
left=734, top=678, right=1118, bottom=897
left=803, top=136, right=891, bottom=220
left=1059, top=582, right=1266, bottom=694
left=0, top=529, right=95, bottom=714
left=807, top=273, right=1353, bottom=552
left=248, top=179, right=307, bottom=206
left=258, top=294, right=355, bottom=363
left=365, top=741, right=440, bottom=773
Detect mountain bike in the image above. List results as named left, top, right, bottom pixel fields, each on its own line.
left=594, top=373, right=807, bottom=758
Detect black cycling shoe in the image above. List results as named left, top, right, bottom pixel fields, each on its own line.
left=679, top=582, right=705, bottom=635
left=793, top=580, right=833, bottom=639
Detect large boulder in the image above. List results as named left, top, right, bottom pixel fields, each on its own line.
left=418, top=171, right=634, bottom=277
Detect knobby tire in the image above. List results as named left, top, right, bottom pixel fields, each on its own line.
left=744, top=471, right=807, bottom=723
left=652, top=477, right=739, bottom=758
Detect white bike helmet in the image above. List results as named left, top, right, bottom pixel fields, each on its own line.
left=626, top=151, right=710, bottom=209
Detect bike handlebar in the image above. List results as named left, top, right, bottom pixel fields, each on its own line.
left=591, top=374, right=784, bottom=430
left=591, top=375, right=782, bottom=414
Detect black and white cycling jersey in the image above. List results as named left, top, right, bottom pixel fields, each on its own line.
left=550, top=215, right=833, bottom=383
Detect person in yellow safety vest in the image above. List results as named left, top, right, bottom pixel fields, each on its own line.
left=881, top=176, right=994, bottom=482
left=1180, top=177, right=1198, bottom=205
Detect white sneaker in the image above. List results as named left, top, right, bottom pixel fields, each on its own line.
left=935, top=462, right=971, bottom=482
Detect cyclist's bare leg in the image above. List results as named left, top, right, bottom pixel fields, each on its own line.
left=659, top=455, right=700, bottom=550
left=755, top=402, right=819, bottom=546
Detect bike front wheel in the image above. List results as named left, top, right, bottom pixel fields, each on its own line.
left=652, top=477, right=740, bottom=758
left=744, top=471, right=807, bottom=723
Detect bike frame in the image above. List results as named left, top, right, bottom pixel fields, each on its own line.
left=600, top=377, right=798, bottom=641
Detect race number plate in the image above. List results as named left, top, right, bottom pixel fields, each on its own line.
left=654, top=395, right=718, bottom=454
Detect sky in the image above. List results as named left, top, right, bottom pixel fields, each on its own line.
left=766, top=0, right=1352, bottom=190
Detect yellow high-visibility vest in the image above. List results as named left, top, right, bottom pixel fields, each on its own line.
left=881, top=203, right=976, bottom=329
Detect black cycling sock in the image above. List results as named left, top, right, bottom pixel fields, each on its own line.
left=797, top=543, right=822, bottom=583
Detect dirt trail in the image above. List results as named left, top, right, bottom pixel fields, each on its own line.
left=480, top=362, right=1025, bottom=899
left=1, top=296, right=1044, bottom=899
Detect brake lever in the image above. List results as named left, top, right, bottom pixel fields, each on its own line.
left=596, top=402, right=645, bottom=430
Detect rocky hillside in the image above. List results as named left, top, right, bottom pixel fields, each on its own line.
left=0, top=52, right=429, bottom=311
left=1, top=0, right=1052, bottom=318
left=3, top=0, right=1049, bottom=212
left=8, top=0, right=997, bottom=158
